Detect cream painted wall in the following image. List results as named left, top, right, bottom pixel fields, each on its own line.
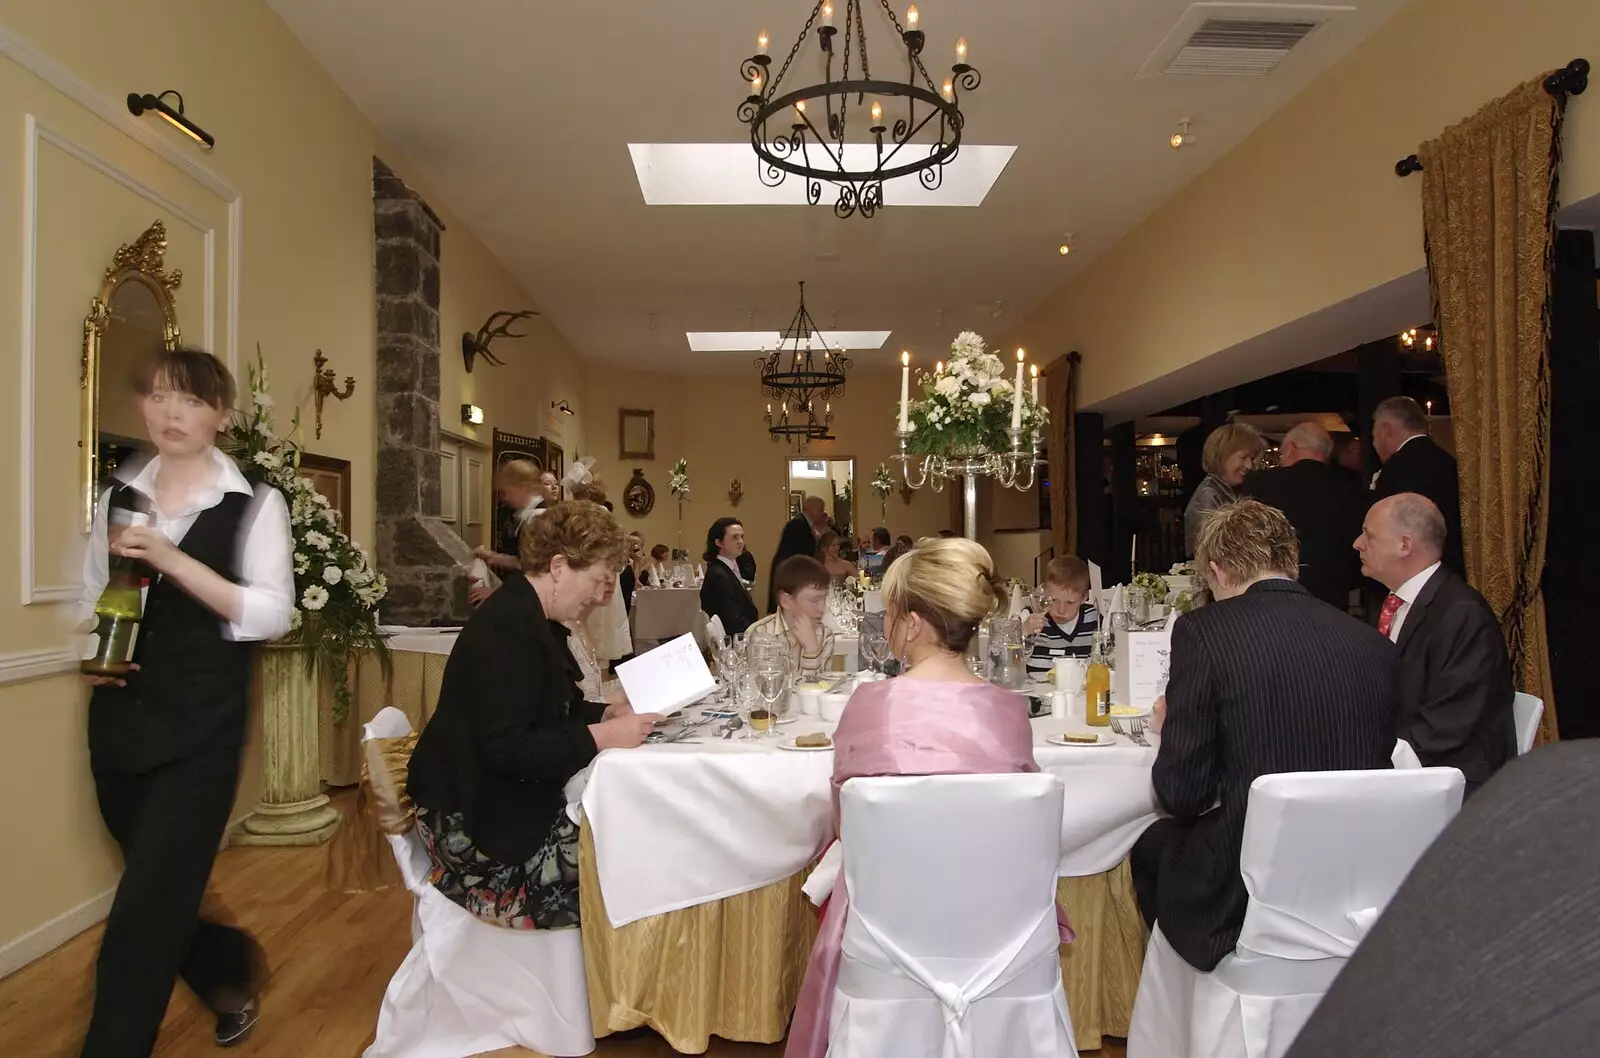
left=586, top=370, right=954, bottom=607
left=1009, top=0, right=1600, bottom=412
left=0, top=0, right=584, bottom=967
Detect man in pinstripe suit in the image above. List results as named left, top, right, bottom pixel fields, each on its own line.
left=1131, top=500, right=1400, bottom=972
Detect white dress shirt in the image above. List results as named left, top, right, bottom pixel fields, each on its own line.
left=719, top=554, right=742, bottom=580
left=1386, top=561, right=1442, bottom=643
left=79, top=447, right=295, bottom=642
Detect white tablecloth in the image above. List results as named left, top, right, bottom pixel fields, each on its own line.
left=579, top=709, right=1159, bottom=928
left=379, top=628, right=461, bottom=655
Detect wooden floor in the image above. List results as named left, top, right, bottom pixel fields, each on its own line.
left=0, top=807, right=1126, bottom=1058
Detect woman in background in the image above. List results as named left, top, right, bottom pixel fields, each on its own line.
left=785, top=537, right=1071, bottom=1058
left=1183, top=422, right=1265, bottom=557
left=817, top=530, right=856, bottom=578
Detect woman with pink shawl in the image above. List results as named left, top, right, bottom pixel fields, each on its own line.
left=785, top=539, right=1073, bottom=1058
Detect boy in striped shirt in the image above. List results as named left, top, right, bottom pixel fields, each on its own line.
left=1023, top=556, right=1100, bottom=679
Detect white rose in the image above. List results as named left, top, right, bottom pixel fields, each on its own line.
left=322, top=565, right=343, bottom=585
left=968, top=391, right=992, bottom=407
left=935, top=375, right=961, bottom=398
left=301, top=584, right=330, bottom=611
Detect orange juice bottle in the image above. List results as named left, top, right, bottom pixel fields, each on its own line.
left=1083, top=627, right=1112, bottom=727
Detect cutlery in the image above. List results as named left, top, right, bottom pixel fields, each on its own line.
left=1128, top=717, right=1151, bottom=748
left=722, top=717, right=744, bottom=739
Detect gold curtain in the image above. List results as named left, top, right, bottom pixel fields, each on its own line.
left=1418, top=76, right=1566, bottom=744
left=1044, top=353, right=1079, bottom=559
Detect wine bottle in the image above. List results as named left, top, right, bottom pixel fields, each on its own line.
left=81, top=490, right=153, bottom=677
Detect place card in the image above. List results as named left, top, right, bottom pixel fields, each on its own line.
left=615, top=632, right=718, bottom=716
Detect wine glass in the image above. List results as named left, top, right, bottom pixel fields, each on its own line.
left=860, top=630, right=890, bottom=676
left=753, top=657, right=790, bottom=739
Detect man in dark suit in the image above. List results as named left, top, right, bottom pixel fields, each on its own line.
left=1243, top=422, right=1364, bottom=610
left=1355, top=493, right=1515, bottom=792
left=1370, top=396, right=1463, bottom=574
left=767, top=496, right=827, bottom=612
left=1131, top=499, right=1399, bottom=973
left=702, top=516, right=758, bottom=635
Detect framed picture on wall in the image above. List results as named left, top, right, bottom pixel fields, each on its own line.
left=297, top=452, right=352, bottom=529
left=619, top=408, right=655, bottom=460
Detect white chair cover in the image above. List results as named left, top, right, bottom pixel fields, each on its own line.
left=1128, top=767, right=1464, bottom=1058
left=1390, top=739, right=1421, bottom=769
left=829, top=774, right=1075, bottom=1058
left=363, top=713, right=596, bottom=1058
left=1512, top=692, right=1544, bottom=755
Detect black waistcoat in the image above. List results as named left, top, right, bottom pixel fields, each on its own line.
left=89, top=488, right=254, bottom=774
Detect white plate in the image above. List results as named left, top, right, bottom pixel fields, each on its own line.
left=777, top=736, right=835, bottom=752
left=1109, top=704, right=1152, bottom=719
left=1046, top=732, right=1117, bottom=748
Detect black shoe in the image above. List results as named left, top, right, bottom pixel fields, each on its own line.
left=214, top=999, right=258, bottom=1047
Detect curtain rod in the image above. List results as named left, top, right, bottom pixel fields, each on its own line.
left=1394, top=58, right=1589, bottom=177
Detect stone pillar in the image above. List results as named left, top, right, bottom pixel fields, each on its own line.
left=373, top=158, right=472, bottom=624
left=235, top=646, right=341, bottom=845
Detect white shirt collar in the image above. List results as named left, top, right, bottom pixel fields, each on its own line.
left=1393, top=561, right=1442, bottom=605
left=116, top=446, right=251, bottom=516
left=719, top=554, right=741, bottom=577
left=1395, top=433, right=1427, bottom=455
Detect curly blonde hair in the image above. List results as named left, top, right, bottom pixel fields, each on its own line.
left=881, top=537, right=1006, bottom=652
left=1194, top=499, right=1300, bottom=590
left=519, top=500, right=628, bottom=575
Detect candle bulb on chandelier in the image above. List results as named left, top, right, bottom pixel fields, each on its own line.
left=942, top=79, right=954, bottom=101
left=898, top=351, right=911, bottom=433
left=757, top=29, right=769, bottom=56
left=870, top=100, right=883, bottom=126
left=822, top=2, right=835, bottom=28
left=956, top=37, right=968, bottom=63
left=750, top=72, right=762, bottom=95
left=1011, top=348, right=1025, bottom=430
left=1031, top=363, right=1039, bottom=405
left=906, top=5, right=919, bottom=29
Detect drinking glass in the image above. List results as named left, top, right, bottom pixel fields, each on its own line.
left=752, top=658, right=790, bottom=738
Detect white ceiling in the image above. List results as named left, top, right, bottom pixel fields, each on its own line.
left=269, top=0, right=1414, bottom=374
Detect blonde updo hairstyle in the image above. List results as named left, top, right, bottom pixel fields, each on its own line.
left=880, top=537, right=1006, bottom=653
left=519, top=500, right=628, bottom=576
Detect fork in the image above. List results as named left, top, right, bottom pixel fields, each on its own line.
left=1128, top=717, right=1151, bottom=748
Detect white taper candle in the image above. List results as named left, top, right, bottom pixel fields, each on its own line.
left=1011, top=349, right=1025, bottom=430
left=898, top=351, right=911, bottom=433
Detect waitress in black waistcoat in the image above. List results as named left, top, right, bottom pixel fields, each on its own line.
left=78, top=350, right=293, bottom=1057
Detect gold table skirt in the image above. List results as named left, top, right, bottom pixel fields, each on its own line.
left=578, top=827, right=1147, bottom=1055
left=319, top=649, right=449, bottom=788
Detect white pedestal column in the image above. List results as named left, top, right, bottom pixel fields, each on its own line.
left=235, top=645, right=341, bottom=846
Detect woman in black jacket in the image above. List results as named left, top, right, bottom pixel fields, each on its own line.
left=407, top=501, right=656, bottom=929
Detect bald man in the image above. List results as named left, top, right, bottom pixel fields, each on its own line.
left=1242, top=423, right=1365, bottom=609
left=1355, top=493, right=1515, bottom=791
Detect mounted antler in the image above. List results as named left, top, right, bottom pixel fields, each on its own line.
left=462, top=309, right=538, bottom=372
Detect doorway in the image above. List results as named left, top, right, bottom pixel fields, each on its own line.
left=787, top=457, right=854, bottom=540
left=440, top=433, right=491, bottom=549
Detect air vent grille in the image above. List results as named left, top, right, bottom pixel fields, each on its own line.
left=1137, top=5, right=1350, bottom=80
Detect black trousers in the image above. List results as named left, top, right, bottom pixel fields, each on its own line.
left=82, top=745, right=257, bottom=1058
left=1130, top=816, right=1180, bottom=931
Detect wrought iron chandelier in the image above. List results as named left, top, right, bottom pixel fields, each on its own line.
left=758, top=282, right=851, bottom=448
left=738, top=1, right=980, bottom=219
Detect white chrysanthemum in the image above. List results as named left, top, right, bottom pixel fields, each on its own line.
left=934, top=375, right=961, bottom=398
left=293, top=552, right=309, bottom=575
left=322, top=565, right=343, bottom=585
left=304, top=530, right=332, bottom=551
left=968, top=391, right=992, bottom=407
left=301, top=584, right=330, bottom=611
left=289, top=608, right=302, bottom=631
left=950, top=331, right=986, bottom=360
left=252, top=450, right=282, bottom=469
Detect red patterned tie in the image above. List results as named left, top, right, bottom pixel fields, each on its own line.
left=1377, top=593, right=1404, bottom=637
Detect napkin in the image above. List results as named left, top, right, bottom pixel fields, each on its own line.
left=706, top=615, right=727, bottom=644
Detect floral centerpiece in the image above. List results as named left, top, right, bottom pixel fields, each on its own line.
left=222, top=349, right=388, bottom=723
left=905, top=331, right=1048, bottom=457
left=668, top=458, right=690, bottom=560
left=870, top=462, right=893, bottom=521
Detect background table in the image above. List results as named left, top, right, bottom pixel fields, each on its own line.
left=576, top=708, right=1159, bottom=1052
left=319, top=629, right=458, bottom=787
left=630, top=587, right=703, bottom=644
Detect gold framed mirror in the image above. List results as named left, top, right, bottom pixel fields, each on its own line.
left=82, top=221, right=182, bottom=530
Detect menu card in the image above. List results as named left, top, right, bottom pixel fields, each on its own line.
left=614, top=633, right=717, bottom=716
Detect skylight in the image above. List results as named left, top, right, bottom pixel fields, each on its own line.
left=686, top=331, right=893, bottom=352
left=629, top=143, right=1015, bottom=207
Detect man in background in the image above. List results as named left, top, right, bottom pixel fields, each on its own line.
left=1243, top=422, right=1364, bottom=610
left=1355, top=493, right=1515, bottom=793
left=768, top=495, right=828, bottom=612
left=1370, top=396, right=1463, bottom=574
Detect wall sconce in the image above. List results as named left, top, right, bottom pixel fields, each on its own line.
left=1057, top=232, right=1074, bottom=256
left=551, top=400, right=575, bottom=416
left=461, top=403, right=485, bottom=426
left=126, top=91, right=214, bottom=150
left=312, top=350, right=356, bottom=440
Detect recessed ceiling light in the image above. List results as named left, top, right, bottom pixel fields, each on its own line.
left=686, top=330, right=892, bottom=352
left=629, top=143, right=1016, bottom=207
